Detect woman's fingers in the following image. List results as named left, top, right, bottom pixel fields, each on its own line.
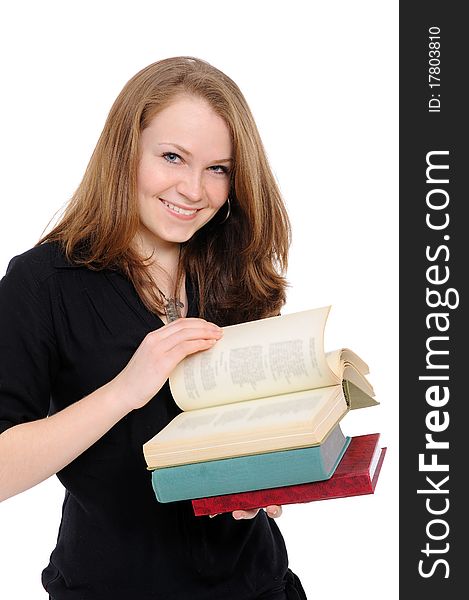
left=265, top=505, right=283, bottom=518
left=146, top=324, right=223, bottom=369
left=232, top=509, right=260, bottom=520
left=154, top=318, right=222, bottom=342
left=231, top=505, right=283, bottom=520
left=155, top=324, right=223, bottom=353
left=112, top=318, right=223, bottom=412
left=169, top=338, right=220, bottom=363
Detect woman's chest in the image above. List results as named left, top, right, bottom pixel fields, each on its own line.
left=50, top=269, right=163, bottom=405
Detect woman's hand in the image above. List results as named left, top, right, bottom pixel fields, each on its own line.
left=111, top=318, right=223, bottom=412
left=231, top=505, right=283, bottom=520
left=0, top=318, right=222, bottom=502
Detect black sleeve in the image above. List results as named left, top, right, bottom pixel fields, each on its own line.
left=0, top=252, right=59, bottom=435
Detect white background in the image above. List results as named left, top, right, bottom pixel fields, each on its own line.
left=0, top=1, right=398, bottom=598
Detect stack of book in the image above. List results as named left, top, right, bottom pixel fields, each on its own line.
left=142, top=306, right=386, bottom=515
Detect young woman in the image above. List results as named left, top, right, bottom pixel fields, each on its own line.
left=0, top=56, right=306, bottom=599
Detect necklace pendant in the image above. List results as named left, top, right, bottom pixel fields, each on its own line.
left=164, top=298, right=184, bottom=323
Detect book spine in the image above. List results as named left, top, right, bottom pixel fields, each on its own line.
left=191, top=472, right=374, bottom=516
left=152, top=437, right=350, bottom=503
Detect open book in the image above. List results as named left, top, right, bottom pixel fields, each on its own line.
left=143, top=306, right=378, bottom=469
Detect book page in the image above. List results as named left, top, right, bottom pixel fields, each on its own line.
left=143, top=386, right=348, bottom=467
left=169, top=306, right=339, bottom=411
left=369, top=439, right=382, bottom=480
left=326, top=348, right=375, bottom=398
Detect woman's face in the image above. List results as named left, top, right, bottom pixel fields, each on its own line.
left=136, top=95, right=233, bottom=253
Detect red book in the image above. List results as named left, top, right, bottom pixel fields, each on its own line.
left=192, top=433, right=386, bottom=516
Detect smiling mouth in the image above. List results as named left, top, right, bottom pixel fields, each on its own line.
left=160, top=199, right=199, bottom=216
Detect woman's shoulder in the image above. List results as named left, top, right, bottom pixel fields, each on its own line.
left=2, top=241, right=70, bottom=286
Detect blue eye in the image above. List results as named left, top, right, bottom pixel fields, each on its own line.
left=162, top=152, right=229, bottom=175
left=162, top=152, right=181, bottom=163
left=209, top=165, right=229, bottom=175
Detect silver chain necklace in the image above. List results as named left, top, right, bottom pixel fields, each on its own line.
left=154, top=245, right=184, bottom=323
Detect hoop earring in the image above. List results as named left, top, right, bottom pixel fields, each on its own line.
left=219, top=197, right=231, bottom=224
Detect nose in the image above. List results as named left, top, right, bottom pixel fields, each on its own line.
left=176, top=169, right=203, bottom=203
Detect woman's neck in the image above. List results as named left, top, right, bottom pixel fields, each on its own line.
left=134, top=232, right=180, bottom=273
left=133, top=235, right=185, bottom=311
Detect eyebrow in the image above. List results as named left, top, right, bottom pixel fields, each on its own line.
left=158, top=142, right=233, bottom=163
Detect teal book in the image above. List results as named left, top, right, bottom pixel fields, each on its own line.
left=151, top=423, right=350, bottom=503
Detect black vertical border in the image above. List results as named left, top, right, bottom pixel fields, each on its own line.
left=400, top=2, right=465, bottom=596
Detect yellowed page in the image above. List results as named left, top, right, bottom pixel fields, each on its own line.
left=143, top=385, right=347, bottom=468
left=169, top=306, right=339, bottom=411
left=326, top=348, right=375, bottom=398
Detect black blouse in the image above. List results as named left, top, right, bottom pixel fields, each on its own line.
left=0, top=242, right=291, bottom=600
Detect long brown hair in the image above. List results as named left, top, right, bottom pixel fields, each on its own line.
left=39, top=56, right=291, bottom=325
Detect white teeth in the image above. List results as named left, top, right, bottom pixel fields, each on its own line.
left=162, top=199, right=197, bottom=216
